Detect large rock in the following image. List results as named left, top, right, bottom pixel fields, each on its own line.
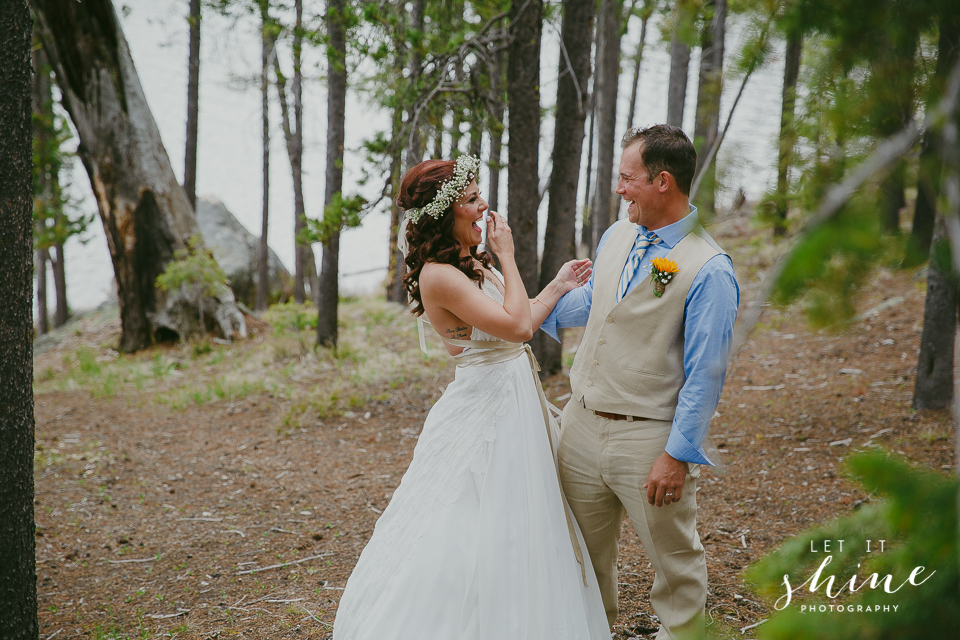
left=196, top=196, right=292, bottom=307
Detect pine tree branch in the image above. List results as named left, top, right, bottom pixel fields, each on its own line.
left=731, top=56, right=960, bottom=358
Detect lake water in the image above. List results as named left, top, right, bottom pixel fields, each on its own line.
left=42, top=1, right=785, bottom=315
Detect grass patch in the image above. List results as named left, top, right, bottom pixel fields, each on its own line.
left=35, top=296, right=454, bottom=429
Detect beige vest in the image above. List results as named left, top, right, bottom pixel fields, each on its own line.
left=569, top=222, right=726, bottom=420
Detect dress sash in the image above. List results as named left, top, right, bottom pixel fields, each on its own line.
left=441, top=335, right=588, bottom=586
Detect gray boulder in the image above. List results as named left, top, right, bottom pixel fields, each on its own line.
left=196, top=196, right=292, bottom=306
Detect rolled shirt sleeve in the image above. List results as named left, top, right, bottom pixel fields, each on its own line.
left=541, top=280, right=593, bottom=342
left=665, top=254, right=740, bottom=466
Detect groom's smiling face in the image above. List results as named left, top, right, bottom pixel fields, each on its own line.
left=617, top=143, right=663, bottom=228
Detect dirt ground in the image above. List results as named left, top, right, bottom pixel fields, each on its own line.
left=33, top=213, right=955, bottom=639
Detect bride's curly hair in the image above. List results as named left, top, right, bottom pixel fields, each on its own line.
left=398, top=159, right=493, bottom=316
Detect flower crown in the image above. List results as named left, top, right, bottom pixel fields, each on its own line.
left=405, top=154, right=481, bottom=224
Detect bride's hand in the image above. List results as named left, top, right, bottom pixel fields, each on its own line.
left=555, top=259, right=593, bottom=294
left=486, top=211, right=515, bottom=256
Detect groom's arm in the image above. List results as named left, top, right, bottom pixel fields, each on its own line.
left=665, top=254, right=740, bottom=466
left=540, top=222, right=622, bottom=341
left=646, top=255, right=738, bottom=507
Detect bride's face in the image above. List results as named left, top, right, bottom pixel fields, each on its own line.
left=451, top=179, right=488, bottom=251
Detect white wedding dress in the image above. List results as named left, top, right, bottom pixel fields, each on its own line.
left=333, top=272, right=609, bottom=639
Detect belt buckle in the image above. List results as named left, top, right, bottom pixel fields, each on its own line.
left=625, top=415, right=634, bottom=422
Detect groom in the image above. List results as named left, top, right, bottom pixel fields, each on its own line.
left=542, top=124, right=739, bottom=638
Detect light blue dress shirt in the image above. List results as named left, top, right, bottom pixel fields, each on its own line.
left=542, top=207, right=739, bottom=465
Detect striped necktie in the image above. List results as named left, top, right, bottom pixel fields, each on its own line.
left=617, top=230, right=661, bottom=302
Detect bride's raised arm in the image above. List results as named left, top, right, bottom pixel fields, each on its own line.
left=420, top=211, right=534, bottom=343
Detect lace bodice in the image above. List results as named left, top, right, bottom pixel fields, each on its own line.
left=469, top=270, right=506, bottom=344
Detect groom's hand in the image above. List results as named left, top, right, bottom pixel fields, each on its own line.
left=644, top=451, right=687, bottom=507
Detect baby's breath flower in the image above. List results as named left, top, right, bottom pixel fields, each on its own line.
left=405, top=155, right=481, bottom=224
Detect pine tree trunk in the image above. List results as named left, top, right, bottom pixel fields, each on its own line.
left=33, top=0, right=245, bottom=351
left=908, top=11, right=960, bottom=263
left=0, top=1, right=39, bottom=635
left=35, top=249, right=49, bottom=336
left=405, top=0, right=425, bottom=175
left=507, top=0, right=544, bottom=297
left=692, top=0, right=725, bottom=218
left=33, top=42, right=52, bottom=336
left=183, top=0, right=201, bottom=209
left=387, top=133, right=405, bottom=302
left=488, top=49, right=505, bottom=212
left=256, top=1, right=271, bottom=311
left=774, top=28, right=802, bottom=237
left=469, top=98, right=482, bottom=157
left=591, top=0, right=622, bottom=254
left=271, top=1, right=317, bottom=304
left=317, top=0, right=347, bottom=347
left=871, top=28, right=917, bottom=235
left=534, top=0, right=596, bottom=375
left=292, top=0, right=313, bottom=303
left=914, top=218, right=959, bottom=410
left=582, top=92, right=595, bottom=255
left=450, top=65, right=464, bottom=153
left=52, top=243, right=68, bottom=326
left=666, top=19, right=691, bottom=129
left=489, top=128, right=503, bottom=211
left=386, top=8, right=408, bottom=304
left=913, top=11, right=960, bottom=411
left=625, top=3, right=651, bottom=132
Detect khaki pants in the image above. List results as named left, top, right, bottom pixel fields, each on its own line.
left=558, top=399, right=707, bottom=639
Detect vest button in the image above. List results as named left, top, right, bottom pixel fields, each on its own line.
left=593, top=359, right=599, bottom=365
left=605, top=317, right=614, bottom=323
left=598, top=338, right=606, bottom=344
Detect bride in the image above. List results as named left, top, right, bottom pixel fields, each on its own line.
left=332, top=155, right=610, bottom=639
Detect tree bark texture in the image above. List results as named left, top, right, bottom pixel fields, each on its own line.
left=32, top=43, right=69, bottom=328
left=692, top=0, right=725, bottom=217
left=52, top=243, right=67, bottom=326
left=774, top=28, right=801, bottom=237
left=625, top=2, right=651, bottom=132
left=183, top=0, right=200, bottom=209
left=914, top=219, right=958, bottom=410
left=33, top=43, right=52, bottom=335
left=909, top=10, right=960, bottom=262
left=869, top=23, right=917, bottom=234
left=35, top=249, right=49, bottom=335
left=404, top=0, right=425, bottom=174
left=582, top=93, right=595, bottom=254
left=291, top=0, right=315, bottom=303
left=387, top=6, right=408, bottom=304
left=271, top=6, right=317, bottom=304
left=33, top=0, right=245, bottom=351
left=535, top=0, right=596, bottom=374
left=317, top=0, right=347, bottom=347
left=507, top=0, right=544, bottom=297
left=0, top=1, right=39, bottom=636
left=488, top=48, right=505, bottom=212
left=256, top=1, right=271, bottom=311
left=666, top=22, right=691, bottom=128
left=590, top=0, right=622, bottom=254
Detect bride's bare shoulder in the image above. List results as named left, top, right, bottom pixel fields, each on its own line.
left=419, top=262, right=468, bottom=289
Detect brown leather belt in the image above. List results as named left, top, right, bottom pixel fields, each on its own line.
left=594, top=410, right=639, bottom=422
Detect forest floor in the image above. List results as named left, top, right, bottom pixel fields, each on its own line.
left=33, top=210, right=955, bottom=640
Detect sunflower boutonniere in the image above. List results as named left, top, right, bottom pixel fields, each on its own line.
left=649, top=257, right=679, bottom=298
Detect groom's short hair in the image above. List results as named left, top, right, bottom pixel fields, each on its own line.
left=621, top=124, right=697, bottom=196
